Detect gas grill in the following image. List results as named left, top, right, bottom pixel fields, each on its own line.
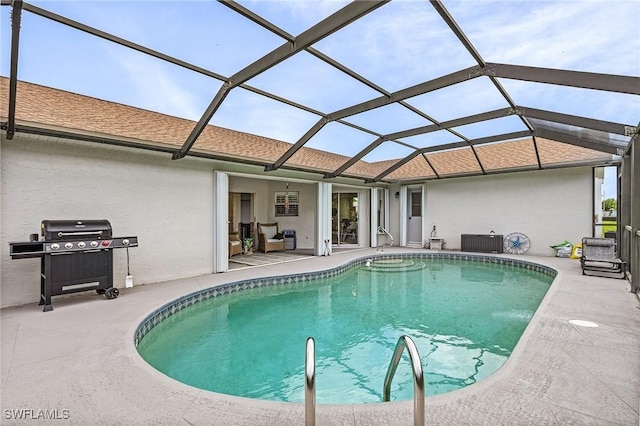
left=9, top=220, right=138, bottom=312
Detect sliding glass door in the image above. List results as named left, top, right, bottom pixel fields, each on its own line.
left=332, top=192, right=359, bottom=246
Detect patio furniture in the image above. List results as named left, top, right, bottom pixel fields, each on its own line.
left=342, top=219, right=358, bottom=243
left=257, top=222, right=286, bottom=253
left=229, top=232, right=242, bottom=257
left=580, top=237, right=626, bottom=279
left=461, top=234, right=503, bottom=253
left=428, top=237, right=444, bottom=250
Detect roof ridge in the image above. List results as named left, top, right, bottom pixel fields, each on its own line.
left=0, top=77, right=393, bottom=179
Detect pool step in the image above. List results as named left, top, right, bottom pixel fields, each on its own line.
left=364, top=259, right=426, bottom=272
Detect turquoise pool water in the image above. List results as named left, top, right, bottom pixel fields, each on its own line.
left=137, top=257, right=553, bottom=404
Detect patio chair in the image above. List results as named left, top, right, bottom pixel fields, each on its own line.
left=342, top=220, right=358, bottom=243
left=580, top=237, right=626, bottom=279
left=229, top=232, right=242, bottom=257
left=257, top=222, right=286, bottom=253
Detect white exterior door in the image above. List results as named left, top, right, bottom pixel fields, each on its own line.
left=407, top=188, right=423, bottom=246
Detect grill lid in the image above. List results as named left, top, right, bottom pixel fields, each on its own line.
left=41, top=220, right=112, bottom=240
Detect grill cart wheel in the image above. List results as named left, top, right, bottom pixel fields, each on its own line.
left=96, top=289, right=106, bottom=295
left=105, top=288, right=119, bottom=300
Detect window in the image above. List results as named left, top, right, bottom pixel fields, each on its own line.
left=275, top=191, right=299, bottom=216
left=411, top=191, right=421, bottom=217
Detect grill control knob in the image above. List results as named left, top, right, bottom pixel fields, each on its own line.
left=78, top=242, right=86, bottom=248
left=65, top=242, right=73, bottom=249
left=90, top=241, right=98, bottom=248
left=122, top=239, right=130, bottom=246
left=51, top=243, right=60, bottom=250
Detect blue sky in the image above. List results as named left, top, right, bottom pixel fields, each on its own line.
left=1, top=0, right=639, bottom=168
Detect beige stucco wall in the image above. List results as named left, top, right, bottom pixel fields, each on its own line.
left=1, top=135, right=216, bottom=308
left=266, top=180, right=317, bottom=249
left=387, top=168, right=592, bottom=255
left=1, top=133, right=595, bottom=308
left=0, top=135, right=371, bottom=308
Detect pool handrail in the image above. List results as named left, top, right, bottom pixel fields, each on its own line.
left=305, top=337, right=315, bottom=426
left=383, top=335, right=425, bottom=426
left=377, top=226, right=394, bottom=251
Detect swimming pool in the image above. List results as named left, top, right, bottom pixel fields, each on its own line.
left=135, top=254, right=555, bottom=404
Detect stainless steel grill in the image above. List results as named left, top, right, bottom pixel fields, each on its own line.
left=9, top=220, right=138, bottom=311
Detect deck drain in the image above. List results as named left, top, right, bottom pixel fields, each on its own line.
left=569, top=319, right=599, bottom=328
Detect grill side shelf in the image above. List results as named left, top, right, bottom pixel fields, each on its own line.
left=9, top=242, right=45, bottom=259
left=113, top=236, right=139, bottom=248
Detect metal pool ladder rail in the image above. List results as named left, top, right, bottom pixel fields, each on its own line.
left=305, top=337, right=315, bottom=426
left=377, top=226, right=394, bottom=251
left=383, top=335, right=425, bottom=426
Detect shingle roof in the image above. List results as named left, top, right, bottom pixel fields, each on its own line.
left=0, top=77, right=613, bottom=182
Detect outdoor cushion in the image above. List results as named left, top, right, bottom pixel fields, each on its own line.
left=260, top=225, right=277, bottom=239
left=583, top=238, right=615, bottom=247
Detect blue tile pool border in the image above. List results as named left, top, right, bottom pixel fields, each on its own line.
left=134, top=252, right=557, bottom=347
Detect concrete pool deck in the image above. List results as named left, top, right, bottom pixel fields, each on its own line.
left=2, top=248, right=639, bottom=425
